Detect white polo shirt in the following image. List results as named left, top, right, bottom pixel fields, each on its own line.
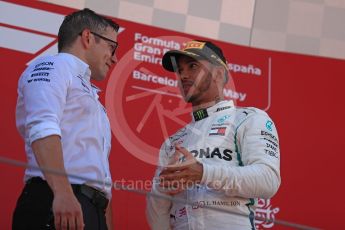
left=16, top=53, right=112, bottom=198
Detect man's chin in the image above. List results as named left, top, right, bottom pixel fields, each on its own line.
left=92, top=76, right=103, bottom=81
left=92, top=72, right=107, bottom=81
left=182, top=94, right=195, bottom=103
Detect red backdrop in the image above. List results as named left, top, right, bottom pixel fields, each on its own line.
left=1, top=1, right=345, bottom=229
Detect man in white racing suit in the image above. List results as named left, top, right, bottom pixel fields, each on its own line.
left=146, top=40, right=281, bottom=230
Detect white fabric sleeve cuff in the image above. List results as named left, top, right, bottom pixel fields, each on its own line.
left=201, top=163, right=218, bottom=185
left=29, top=121, right=61, bottom=145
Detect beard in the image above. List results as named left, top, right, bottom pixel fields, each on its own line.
left=183, top=71, right=212, bottom=104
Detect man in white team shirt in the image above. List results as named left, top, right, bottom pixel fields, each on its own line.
left=13, top=9, right=119, bottom=230
left=146, top=40, right=281, bottom=230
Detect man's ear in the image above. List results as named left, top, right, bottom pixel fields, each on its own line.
left=214, top=66, right=226, bottom=84
left=80, top=29, right=92, bottom=49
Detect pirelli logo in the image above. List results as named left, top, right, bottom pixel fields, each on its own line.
left=184, top=41, right=206, bottom=50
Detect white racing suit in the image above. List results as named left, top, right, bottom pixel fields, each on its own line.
left=146, top=100, right=281, bottom=230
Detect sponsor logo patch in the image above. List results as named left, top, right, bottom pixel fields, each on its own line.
left=35, top=62, right=54, bottom=68
left=31, top=72, right=50, bottom=77
left=32, top=67, right=54, bottom=72
left=190, top=147, right=233, bottom=161
left=266, top=120, right=273, bottom=131
left=216, top=106, right=231, bottom=112
left=183, top=41, right=206, bottom=50
left=217, top=115, right=231, bottom=124
left=27, top=78, right=50, bottom=83
left=209, top=127, right=226, bottom=136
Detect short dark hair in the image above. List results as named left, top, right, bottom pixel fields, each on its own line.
left=58, top=8, right=119, bottom=52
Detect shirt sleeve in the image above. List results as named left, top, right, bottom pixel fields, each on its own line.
left=201, top=111, right=281, bottom=199
left=146, top=141, right=172, bottom=230
left=18, top=58, right=70, bottom=145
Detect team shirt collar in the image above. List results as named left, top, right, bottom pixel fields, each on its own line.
left=58, top=52, right=91, bottom=81
left=192, top=100, right=234, bottom=122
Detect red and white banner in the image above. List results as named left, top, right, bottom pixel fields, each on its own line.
left=1, top=1, right=345, bottom=229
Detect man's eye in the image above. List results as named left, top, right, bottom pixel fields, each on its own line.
left=190, top=63, right=198, bottom=69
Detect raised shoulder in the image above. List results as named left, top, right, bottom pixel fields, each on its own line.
left=234, top=106, right=278, bottom=140
left=231, top=107, right=267, bottom=127
left=20, top=54, right=72, bottom=84
left=232, top=106, right=278, bottom=137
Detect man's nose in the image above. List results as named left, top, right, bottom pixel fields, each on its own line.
left=179, top=70, right=189, bottom=80
left=111, top=54, right=118, bottom=63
